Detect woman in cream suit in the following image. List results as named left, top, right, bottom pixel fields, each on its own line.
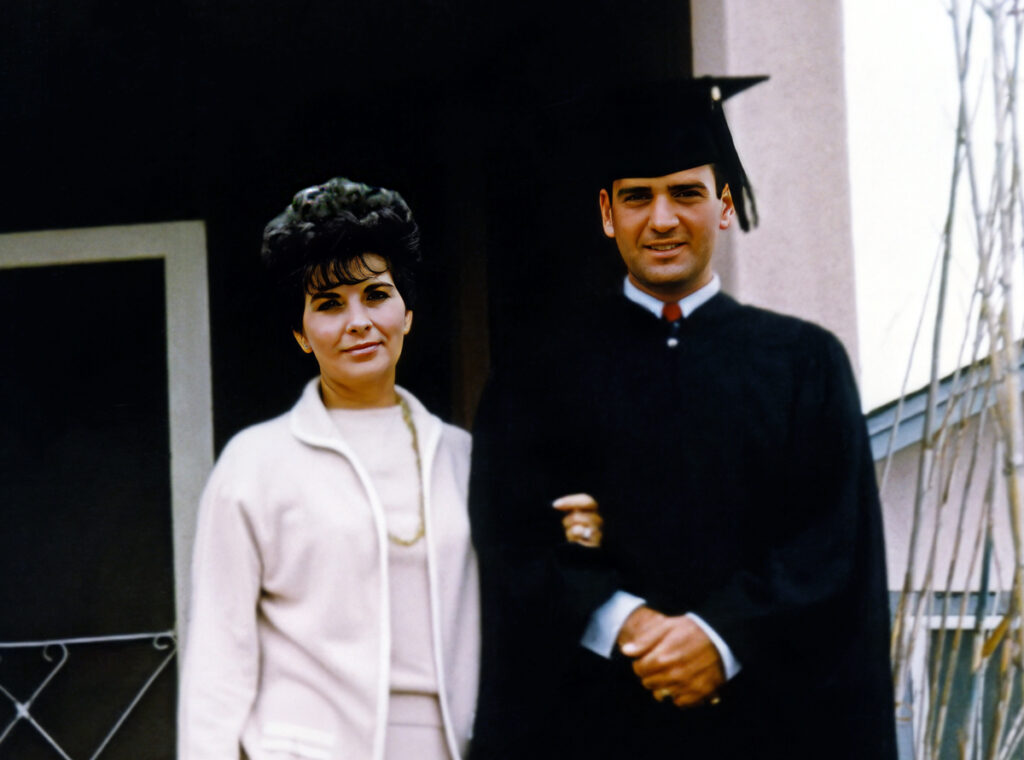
left=179, top=177, right=479, bottom=760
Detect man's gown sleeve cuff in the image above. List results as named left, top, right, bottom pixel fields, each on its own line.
left=580, top=591, right=646, bottom=658
left=687, top=612, right=743, bottom=679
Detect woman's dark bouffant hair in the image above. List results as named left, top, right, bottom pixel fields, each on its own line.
left=261, top=177, right=421, bottom=331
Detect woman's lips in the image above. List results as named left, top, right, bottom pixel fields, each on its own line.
left=342, top=341, right=381, bottom=356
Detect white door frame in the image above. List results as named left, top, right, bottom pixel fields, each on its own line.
left=0, top=221, right=213, bottom=645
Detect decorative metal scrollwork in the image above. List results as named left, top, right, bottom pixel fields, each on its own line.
left=0, top=631, right=176, bottom=759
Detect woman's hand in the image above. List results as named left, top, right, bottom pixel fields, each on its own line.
left=552, top=493, right=603, bottom=548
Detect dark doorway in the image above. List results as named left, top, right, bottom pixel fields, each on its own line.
left=0, top=259, right=176, bottom=758
left=2, top=0, right=693, bottom=443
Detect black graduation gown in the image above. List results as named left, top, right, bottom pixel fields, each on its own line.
left=468, top=292, right=897, bottom=759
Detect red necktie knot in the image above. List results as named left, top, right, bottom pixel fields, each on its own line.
left=661, top=302, right=682, bottom=322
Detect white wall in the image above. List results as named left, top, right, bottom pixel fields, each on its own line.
left=843, top=1, right=967, bottom=411
left=692, top=0, right=861, bottom=371
left=879, top=427, right=1014, bottom=593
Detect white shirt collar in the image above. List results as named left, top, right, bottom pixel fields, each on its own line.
left=623, top=273, right=721, bottom=319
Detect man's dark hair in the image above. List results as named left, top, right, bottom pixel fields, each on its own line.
left=602, top=163, right=727, bottom=200
left=261, top=177, right=421, bottom=332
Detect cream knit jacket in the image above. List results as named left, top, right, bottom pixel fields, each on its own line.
left=179, top=379, right=479, bottom=760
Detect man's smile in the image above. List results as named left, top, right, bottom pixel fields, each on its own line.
left=644, top=241, right=686, bottom=253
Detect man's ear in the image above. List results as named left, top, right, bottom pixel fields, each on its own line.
left=599, top=188, right=616, bottom=239
left=293, top=330, right=313, bottom=353
left=719, top=184, right=735, bottom=230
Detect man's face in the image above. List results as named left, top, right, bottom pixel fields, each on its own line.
left=599, top=165, right=734, bottom=301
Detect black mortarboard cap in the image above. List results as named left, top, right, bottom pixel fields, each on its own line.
left=584, top=75, right=768, bottom=231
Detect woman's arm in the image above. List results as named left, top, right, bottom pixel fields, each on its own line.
left=178, top=457, right=263, bottom=760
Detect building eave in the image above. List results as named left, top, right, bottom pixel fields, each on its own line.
left=866, top=354, right=1023, bottom=461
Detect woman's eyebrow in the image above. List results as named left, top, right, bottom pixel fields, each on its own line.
left=309, top=289, right=341, bottom=300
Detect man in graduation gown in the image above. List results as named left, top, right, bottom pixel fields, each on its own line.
left=468, top=77, right=898, bottom=759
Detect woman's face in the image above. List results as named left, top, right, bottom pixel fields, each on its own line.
left=293, top=254, right=413, bottom=408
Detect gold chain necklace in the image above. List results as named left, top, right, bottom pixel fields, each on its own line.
left=389, top=396, right=425, bottom=546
